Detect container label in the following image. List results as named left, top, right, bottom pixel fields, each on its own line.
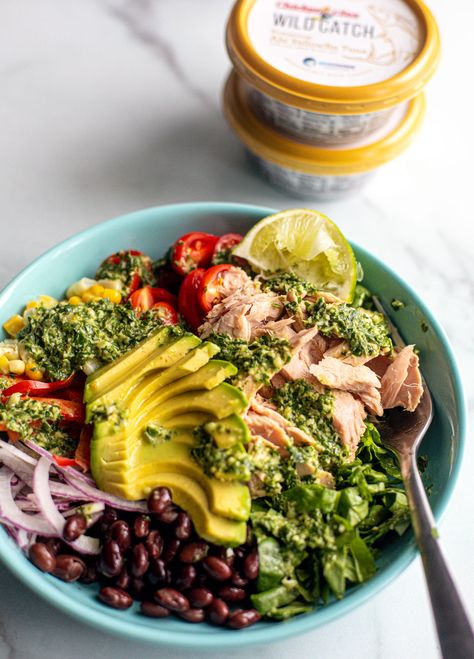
left=247, top=0, right=422, bottom=87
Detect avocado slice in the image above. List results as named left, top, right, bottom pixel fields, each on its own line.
left=204, top=414, right=250, bottom=449
left=119, top=472, right=247, bottom=547
left=88, top=331, right=251, bottom=546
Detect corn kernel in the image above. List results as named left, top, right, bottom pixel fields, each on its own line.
left=9, top=360, right=25, bottom=375
left=38, top=295, right=58, bottom=308
left=26, top=300, right=39, bottom=310
left=102, top=288, right=122, bottom=304
left=68, top=296, right=82, bottom=306
left=88, top=285, right=105, bottom=296
left=81, top=292, right=96, bottom=303
left=3, top=315, right=25, bottom=337
left=0, top=355, right=9, bottom=375
left=25, top=361, right=44, bottom=381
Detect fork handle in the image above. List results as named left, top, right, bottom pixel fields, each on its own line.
left=401, top=453, right=474, bottom=659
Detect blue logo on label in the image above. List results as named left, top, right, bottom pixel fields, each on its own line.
left=303, top=57, right=317, bottom=67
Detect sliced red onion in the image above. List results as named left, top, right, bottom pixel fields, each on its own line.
left=62, top=466, right=95, bottom=487
left=23, top=440, right=54, bottom=462
left=32, top=458, right=99, bottom=555
left=0, top=467, right=56, bottom=536
left=57, top=467, right=148, bottom=513
left=0, top=450, right=35, bottom=484
left=0, top=439, right=37, bottom=465
left=63, top=502, right=104, bottom=518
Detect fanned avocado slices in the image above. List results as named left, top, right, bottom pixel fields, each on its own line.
left=86, top=328, right=251, bottom=546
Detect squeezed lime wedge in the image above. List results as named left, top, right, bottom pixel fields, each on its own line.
left=233, top=209, right=357, bottom=302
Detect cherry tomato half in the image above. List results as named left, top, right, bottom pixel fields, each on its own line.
left=198, top=264, right=233, bottom=313
left=129, top=287, right=178, bottom=313
left=152, top=302, right=179, bottom=325
left=171, top=232, right=218, bottom=276
left=211, top=233, right=243, bottom=264
left=178, top=268, right=206, bottom=332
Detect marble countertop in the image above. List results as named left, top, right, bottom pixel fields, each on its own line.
left=0, top=1, right=473, bottom=657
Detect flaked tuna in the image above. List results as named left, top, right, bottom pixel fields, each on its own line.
left=245, top=396, right=317, bottom=449
left=310, top=356, right=383, bottom=416
left=380, top=345, right=423, bottom=412
left=332, top=390, right=367, bottom=460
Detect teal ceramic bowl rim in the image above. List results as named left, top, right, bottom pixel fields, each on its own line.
left=0, top=202, right=467, bottom=649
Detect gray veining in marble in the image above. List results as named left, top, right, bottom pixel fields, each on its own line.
left=0, top=0, right=473, bottom=657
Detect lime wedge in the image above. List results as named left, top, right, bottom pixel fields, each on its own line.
left=233, top=209, right=357, bottom=302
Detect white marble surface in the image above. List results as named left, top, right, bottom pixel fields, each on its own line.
left=0, top=0, right=473, bottom=657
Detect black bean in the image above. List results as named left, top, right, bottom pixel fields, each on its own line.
left=131, top=543, right=149, bottom=577
left=179, top=541, right=209, bottom=564
left=174, top=512, right=193, bottom=540
left=175, top=565, right=196, bottom=591
left=63, top=514, right=87, bottom=542
left=202, top=556, right=232, bottom=582
left=213, top=547, right=235, bottom=566
left=97, top=508, right=118, bottom=536
left=218, top=586, right=246, bottom=603
left=154, top=588, right=189, bottom=613
left=140, top=601, right=171, bottom=618
left=130, top=577, right=145, bottom=599
left=148, top=487, right=172, bottom=514
left=179, top=608, right=205, bottom=623
left=158, top=505, right=179, bottom=524
left=45, top=538, right=62, bottom=556
left=80, top=561, right=99, bottom=584
left=133, top=515, right=150, bottom=539
left=207, top=598, right=229, bottom=626
left=243, top=550, right=259, bottom=581
left=99, top=586, right=133, bottom=610
left=53, top=555, right=86, bottom=582
left=109, top=520, right=132, bottom=551
left=29, top=543, right=56, bottom=573
left=231, top=572, right=249, bottom=588
left=100, top=539, right=123, bottom=577
left=145, top=529, right=163, bottom=560
left=115, top=568, right=130, bottom=590
left=187, top=587, right=213, bottom=608
left=162, top=538, right=180, bottom=563
left=149, top=558, right=171, bottom=586
left=227, top=609, right=261, bottom=629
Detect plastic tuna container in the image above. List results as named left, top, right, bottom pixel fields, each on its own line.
left=223, top=71, right=425, bottom=200
left=226, top=0, right=439, bottom=146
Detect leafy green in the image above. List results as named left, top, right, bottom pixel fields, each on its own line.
left=250, top=422, right=409, bottom=617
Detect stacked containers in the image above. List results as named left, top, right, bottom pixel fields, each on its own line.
left=223, top=0, right=440, bottom=199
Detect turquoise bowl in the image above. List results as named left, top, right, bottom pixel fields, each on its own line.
left=0, top=202, right=467, bottom=648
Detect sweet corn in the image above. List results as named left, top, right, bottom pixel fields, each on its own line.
left=25, top=361, right=44, bottom=381
left=88, top=284, right=105, bottom=296
left=102, top=288, right=122, bottom=304
left=81, top=292, right=98, bottom=303
left=3, top=315, right=25, bottom=337
left=38, top=295, right=58, bottom=308
left=26, top=300, right=39, bottom=310
left=68, top=296, right=82, bottom=306
left=0, top=355, right=9, bottom=375
left=9, top=360, right=25, bottom=375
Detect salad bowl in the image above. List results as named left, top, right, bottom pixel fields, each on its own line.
left=0, top=202, right=467, bottom=648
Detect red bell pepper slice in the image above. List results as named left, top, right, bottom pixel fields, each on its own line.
left=2, top=373, right=75, bottom=399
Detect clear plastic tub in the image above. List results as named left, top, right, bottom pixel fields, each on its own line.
left=226, top=0, right=440, bottom=146
left=223, top=71, right=425, bottom=200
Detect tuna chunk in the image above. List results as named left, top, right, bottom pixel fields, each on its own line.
left=245, top=396, right=317, bottom=450
left=332, top=390, right=367, bottom=460
left=310, top=356, right=383, bottom=416
left=380, top=345, right=423, bottom=412
left=324, top=340, right=373, bottom=367
left=199, top=289, right=283, bottom=341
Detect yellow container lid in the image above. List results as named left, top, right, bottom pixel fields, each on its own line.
left=226, top=0, right=440, bottom=114
left=223, top=71, right=426, bottom=175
